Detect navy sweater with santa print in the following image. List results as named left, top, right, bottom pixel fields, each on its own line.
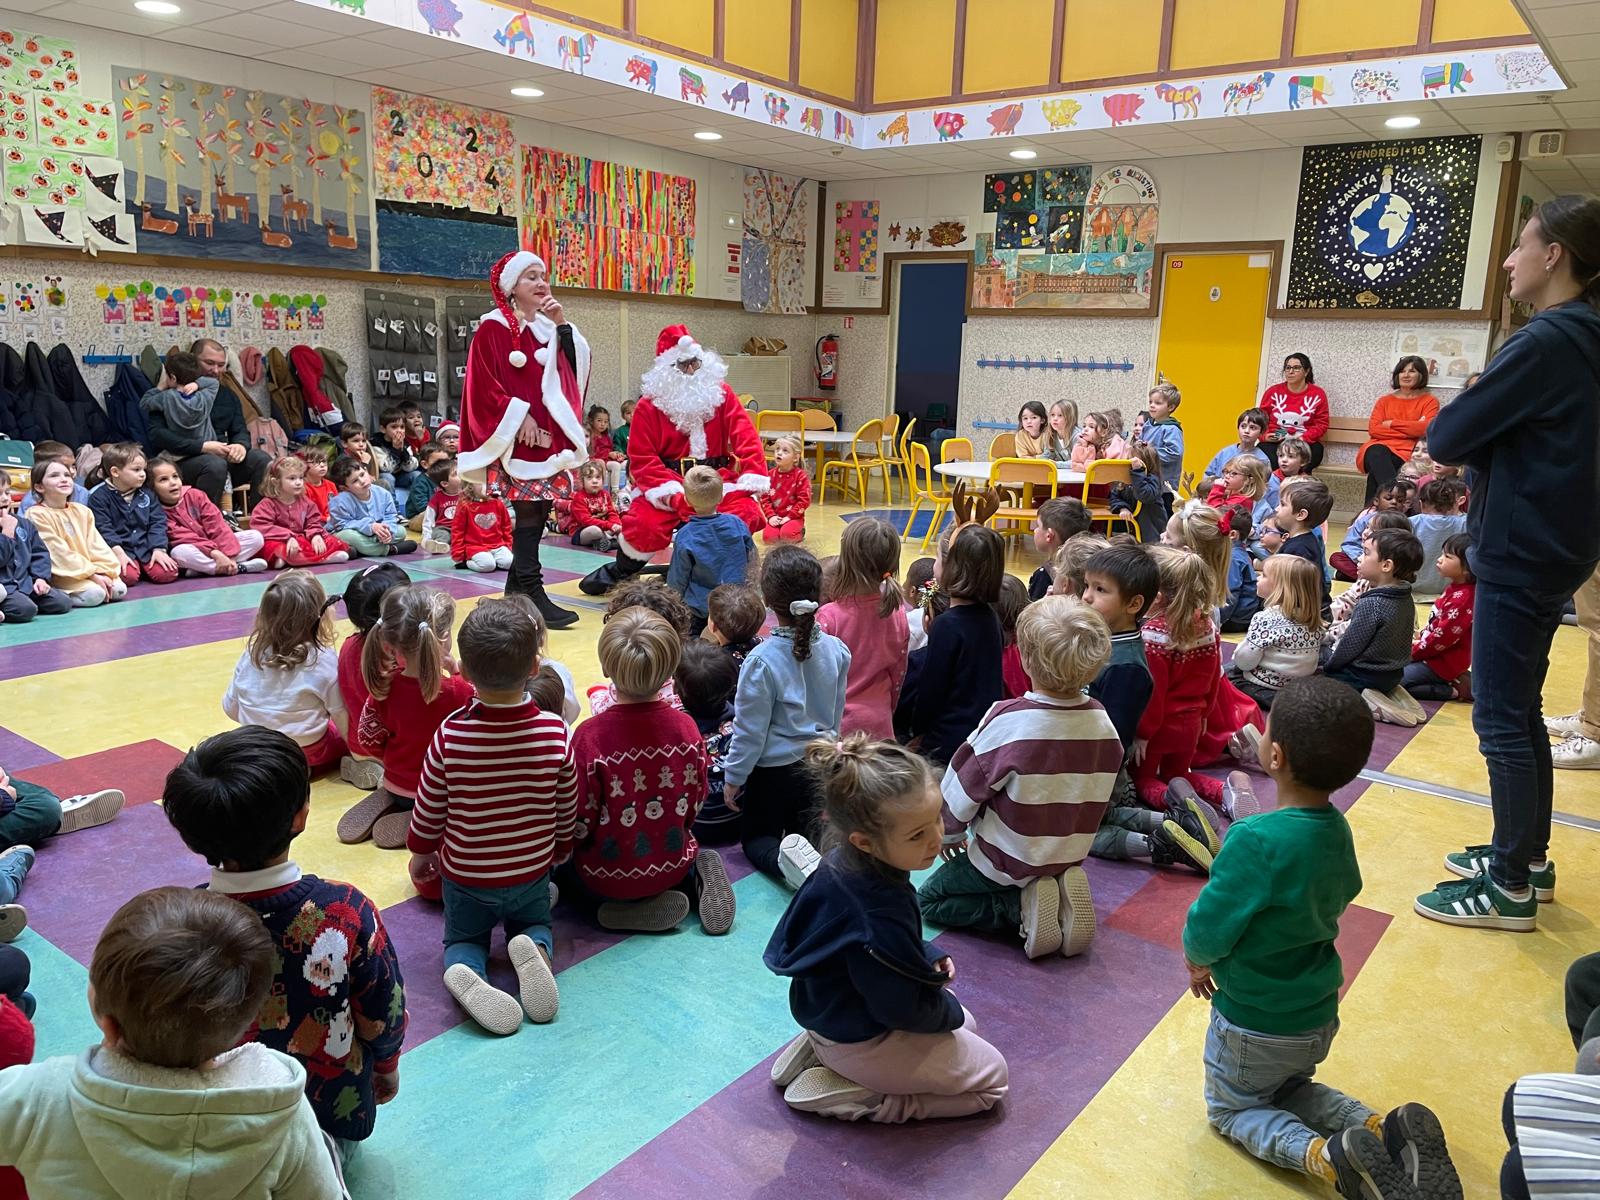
left=211, top=865, right=407, bottom=1142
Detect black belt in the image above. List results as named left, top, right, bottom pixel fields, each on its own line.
left=662, top=455, right=734, bottom=473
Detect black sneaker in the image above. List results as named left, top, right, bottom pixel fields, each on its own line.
left=1147, top=821, right=1213, bottom=873
left=1328, top=1127, right=1421, bottom=1199
left=1381, top=1104, right=1462, bottom=1200
left=1164, top=780, right=1221, bottom=857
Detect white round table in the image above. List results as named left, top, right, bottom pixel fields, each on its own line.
left=935, top=460, right=1086, bottom=488
left=759, top=428, right=860, bottom=478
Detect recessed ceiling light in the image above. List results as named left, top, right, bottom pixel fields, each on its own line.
left=134, top=1, right=181, bottom=12
left=1385, top=115, right=1421, bottom=129
left=510, top=86, right=543, bottom=98
left=1008, top=148, right=1037, bottom=160
left=693, top=130, right=722, bottom=141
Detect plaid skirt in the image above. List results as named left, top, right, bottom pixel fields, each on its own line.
left=487, top=462, right=575, bottom=505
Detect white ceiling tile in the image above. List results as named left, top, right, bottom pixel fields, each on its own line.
left=251, top=0, right=378, bottom=35
left=151, top=27, right=269, bottom=58
left=188, top=10, right=329, bottom=46
left=1532, top=4, right=1600, bottom=35
left=356, top=26, right=480, bottom=57
left=319, top=39, right=434, bottom=70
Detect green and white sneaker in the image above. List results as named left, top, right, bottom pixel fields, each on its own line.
left=1414, top=874, right=1537, bottom=931
left=1443, top=845, right=1555, bottom=902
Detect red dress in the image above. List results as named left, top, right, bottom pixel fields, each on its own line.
left=458, top=309, right=590, bottom=502
left=621, top=383, right=769, bottom=556
left=1133, top=611, right=1224, bottom=807
left=759, top=465, right=811, bottom=543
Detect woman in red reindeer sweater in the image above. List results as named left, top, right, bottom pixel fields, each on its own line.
left=580, top=325, right=769, bottom=595
left=458, top=249, right=590, bottom=627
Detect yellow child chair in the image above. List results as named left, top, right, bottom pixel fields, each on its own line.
left=754, top=409, right=803, bottom=468
left=987, top=458, right=1056, bottom=556
left=904, top=441, right=954, bottom=551
left=1081, top=458, right=1139, bottom=538
left=876, top=413, right=901, bottom=502
left=883, top=416, right=915, bottom=502
left=820, top=417, right=889, bottom=505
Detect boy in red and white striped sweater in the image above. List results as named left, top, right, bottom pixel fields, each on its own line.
left=408, top=598, right=577, bottom=1036
left=918, top=596, right=1123, bottom=960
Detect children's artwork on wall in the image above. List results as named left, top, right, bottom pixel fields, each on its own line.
left=114, top=68, right=368, bottom=269
left=41, top=273, right=64, bottom=309
left=35, top=94, right=114, bottom=151
left=83, top=153, right=135, bottom=253
left=372, top=87, right=513, bottom=213
left=972, top=163, right=1158, bottom=311
left=742, top=169, right=809, bottom=314
left=833, top=199, right=878, bottom=273
left=95, top=284, right=126, bottom=323
left=375, top=200, right=517, bottom=279
left=519, top=146, right=695, bottom=295
left=0, top=31, right=78, bottom=93
left=3, top=147, right=84, bottom=207
left=1390, top=324, right=1488, bottom=387
left=11, top=279, right=38, bottom=314
left=1284, top=134, right=1481, bottom=309
left=0, top=90, right=31, bottom=145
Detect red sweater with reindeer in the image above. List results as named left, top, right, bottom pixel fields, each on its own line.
left=563, top=487, right=621, bottom=535
left=451, top=494, right=513, bottom=562
left=759, top=466, right=811, bottom=522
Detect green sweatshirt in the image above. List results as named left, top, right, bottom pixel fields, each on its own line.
left=1181, top=806, right=1362, bottom=1035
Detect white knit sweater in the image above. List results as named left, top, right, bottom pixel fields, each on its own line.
left=1231, top=605, right=1321, bottom=690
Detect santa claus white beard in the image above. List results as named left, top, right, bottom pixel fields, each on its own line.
left=640, top=349, right=729, bottom=459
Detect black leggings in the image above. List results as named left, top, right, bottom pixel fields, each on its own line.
left=740, top=762, right=822, bottom=880
left=1363, top=445, right=1406, bottom=505
left=0, top=945, right=31, bottom=1020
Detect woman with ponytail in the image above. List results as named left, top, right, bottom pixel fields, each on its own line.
left=723, top=545, right=851, bottom=887
left=1415, top=194, right=1600, bottom=934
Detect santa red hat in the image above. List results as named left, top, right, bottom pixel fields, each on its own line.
left=436, top=419, right=460, bottom=439
left=656, top=324, right=702, bottom=360
left=489, top=249, right=547, bottom=369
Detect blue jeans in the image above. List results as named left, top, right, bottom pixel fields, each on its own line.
left=1402, top=660, right=1454, bottom=701
left=1203, top=1008, right=1373, bottom=1173
left=441, top=874, right=553, bottom=979
left=1473, top=579, right=1575, bottom=890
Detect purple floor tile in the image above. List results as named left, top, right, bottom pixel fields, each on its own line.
left=577, top=925, right=1184, bottom=1200
left=0, top=728, right=60, bottom=771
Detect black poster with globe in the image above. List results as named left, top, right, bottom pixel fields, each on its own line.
left=1284, top=135, right=1481, bottom=310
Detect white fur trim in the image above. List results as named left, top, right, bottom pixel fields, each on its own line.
left=508, top=349, right=527, bottom=369
left=726, top=471, right=770, bottom=495
left=534, top=347, right=551, bottom=366
left=617, top=531, right=653, bottom=563
left=456, top=396, right=530, bottom=484
left=644, top=480, right=685, bottom=510
left=499, top=446, right=585, bottom=481
left=474, top=308, right=590, bottom=468
left=497, top=250, right=543, bottom=297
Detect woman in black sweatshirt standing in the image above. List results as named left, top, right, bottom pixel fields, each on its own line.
left=1414, top=195, right=1600, bottom=933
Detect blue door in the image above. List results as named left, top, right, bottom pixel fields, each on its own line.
left=894, top=261, right=966, bottom=439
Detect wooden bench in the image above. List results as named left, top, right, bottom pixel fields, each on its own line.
left=1318, top=416, right=1368, bottom=518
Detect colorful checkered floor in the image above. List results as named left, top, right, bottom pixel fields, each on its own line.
left=1, top=499, right=1595, bottom=1199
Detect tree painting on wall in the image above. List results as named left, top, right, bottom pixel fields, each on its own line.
left=742, top=168, right=809, bottom=314
left=114, top=65, right=368, bottom=268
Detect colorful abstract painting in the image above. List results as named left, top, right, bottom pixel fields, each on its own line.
left=372, top=87, right=514, bottom=214
left=833, top=199, right=878, bottom=273
left=1039, top=165, right=1092, bottom=206
left=1284, top=134, right=1481, bottom=309
left=519, top=146, right=695, bottom=295
left=983, top=171, right=1037, bottom=212
left=743, top=168, right=810, bottom=314
left=996, top=208, right=1047, bottom=250
left=0, top=30, right=77, bottom=93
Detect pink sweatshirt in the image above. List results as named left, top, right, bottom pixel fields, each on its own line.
left=817, top=595, right=909, bottom=741
left=161, top=486, right=241, bottom=556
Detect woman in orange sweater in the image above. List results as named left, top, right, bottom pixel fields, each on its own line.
left=1357, top=355, right=1439, bottom=504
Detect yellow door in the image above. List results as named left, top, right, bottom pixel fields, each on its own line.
left=1154, top=251, right=1272, bottom=486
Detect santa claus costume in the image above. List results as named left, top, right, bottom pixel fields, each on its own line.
left=457, top=249, right=589, bottom=627
left=580, top=325, right=769, bottom=595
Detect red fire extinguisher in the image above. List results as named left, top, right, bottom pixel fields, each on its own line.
left=815, top=334, right=839, bottom=392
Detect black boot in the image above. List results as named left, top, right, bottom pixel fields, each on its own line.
left=579, top=548, right=647, bottom=596
left=507, top=503, right=578, bottom=629
left=530, top=579, right=578, bottom=629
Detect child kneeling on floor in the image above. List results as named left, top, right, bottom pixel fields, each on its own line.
left=917, top=596, right=1122, bottom=960
left=764, top=736, right=1009, bottom=1123
left=1184, top=676, right=1459, bottom=1199
left=163, top=726, right=407, bottom=1164
left=408, top=597, right=572, bottom=1037
left=566, top=607, right=736, bottom=935
left=0, top=886, right=346, bottom=1198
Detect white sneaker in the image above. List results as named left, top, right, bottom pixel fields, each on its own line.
left=57, top=790, right=124, bottom=834
left=1228, top=724, right=1263, bottom=766
left=778, top=835, right=821, bottom=890
left=443, top=964, right=523, bottom=1036
left=0, top=904, right=26, bottom=943
left=1363, top=689, right=1418, bottom=728
left=239, top=558, right=269, bottom=573
left=1547, top=711, right=1587, bottom=739
left=782, top=1067, right=881, bottom=1118
left=1019, top=877, right=1062, bottom=959
left=339, top=756, right=384, bottom=792
left=1057, top=865, right=1096, bottom=958
left=507, top=934, right=559, bottom=1024
left=1553, top=735, right=1600, bottom=770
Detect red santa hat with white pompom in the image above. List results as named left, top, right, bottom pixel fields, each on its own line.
left=489, top=249, right=547, bottom=369
left=654, top=323, right=703, bottom=363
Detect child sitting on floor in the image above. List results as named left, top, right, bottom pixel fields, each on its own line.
left=1218, top=510, right=1261, bottom=634
left=251, top=456, right=350, bottom=569
left=400, top=400, right=429, bottom=453
left=87, top=442, right=179, bottom=587
left=1028, top=496, right=1093, bottom=599
left=1276, top=477, right=1334, bottom=620
left=704, top=581, right=765, bottom=667
left=421, top=457, right=462, bottom=554
left=764, top=736, right=1009, bottom=1123
left=585, top=581, right=694, bottom=717
left=1404, top=531, right=1475, bottom=703
left=760, top=435, right=811, bottom=544
left=149, top=453, right=266, bottom=577
left=1327, top=511, right=1413, bottom=643
left=337, top=422, right=379, bottom=485
left=1049, top=531, right=1110, bottom=598
left=996, top=575, right=1032, bottom=699
left=668, top=466, right=758, bottom=636
left=374, top=407, right=420, bottom=495
left=1205, top=454, right=1269, bottom=542
left=1409, top=477, right=1468, bottom=596
left=1227, top=553, right=1324, bottom=712
left=162, top=726, right=407, bottom=1160
left=1332, top=481, right=1409, bottom=581
left=569, top=607, right=735, bottom=935
left=16, top=441, right=87, bottom=515
left=408, top=598, right=572, bottom=1036
left=351, top=585, right=475, bottom=849
left=223, top=569, right=351, bottom=775
left=1134, top=546, right=1223, bottom=810
left=920, top=596, right=1122, bottom=959
left=0, top=487, right=70, bottom=622
left=612, top=398, right=636, bottom=458
left=335, top=561, right=410, bottom=798
left=1320, top=526, right=1423, bottom=727
left=302, top=447, right=338, bottom=523
left=1199, top=408, right=1271, bottom=494
left=902, top=557, right=936, bottom=651
left=818, top=517, right=908, bottom=739
left=585, top=404, right=626, bottom=494
left=0, top=887, right=345, bottom=1196
left=451, top=480, right=513, bottom=574
left=329, top=456, right=417, bottom=559
left=725, top=545, right=850, bottom=888
left=404, top=443, right=449, bottom=532
left=1184, top=676, right=1459, bottom=1199
left=23, top=459, right=125, bottom=606
left=563, top=460, right=623, bottom=551
left=675, top=638, right=741, bottom=846
left=909, top=524, right=1006, bottom=765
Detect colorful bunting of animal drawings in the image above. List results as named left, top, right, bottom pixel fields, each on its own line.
left=1495, top=50, right=1550, bottom=90
left=626, top=56, right=658, bottom=93
left=1351, top=69, right=1399, bottom=102
left=1103, top=93, right=1144, bottom=126
left=987, top=104, right=1023, bottom=135
left=799, top=107, right=822, bottom=135
left=932, top=111, right=965, bottom=141
left=1153, top=84, right=1200, bottom=119
left=833, top=112, right=854, bottom=141
left=722, top=81, right=750, bottom=112
left=1287, top=75, right=1332, bottom=109
left=679, top=68, right=707, bottom=104
left=493, top=13, right=534, bottom=55
left=1041, top=98, right=1080, bottom=130
left=764, top=93, right=789, bottom=125
left=877, top=112, right=909, bottom=143
left=416, top=0, right=463, bottom=37
left=558, top=32, right=595, bottom=73
left=1421, top=63, right=1471, bottom=97
left=1222, top=71, right=1275, bottom=114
